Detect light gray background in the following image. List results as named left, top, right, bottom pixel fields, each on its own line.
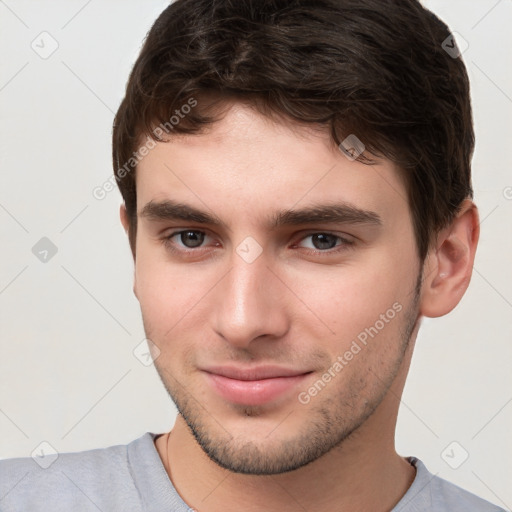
left=1, top=0, right=511, bottom=509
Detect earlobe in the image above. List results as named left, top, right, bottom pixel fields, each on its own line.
left=419, top=200, right=480, bottom=318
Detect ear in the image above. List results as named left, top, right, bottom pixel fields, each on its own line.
left=119, top=204, right=138, bottom=299
left=419, top=199, right=480, bottom=318
left=120, top=203, right=136, bottom=258
left=120, top=203, right=130, bottom=233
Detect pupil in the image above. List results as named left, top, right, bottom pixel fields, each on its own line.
left=312, top=233, right=336, bottom=250
left=181, top=231, right=204, bottom=248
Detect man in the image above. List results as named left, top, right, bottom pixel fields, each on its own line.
left=0, top=0, right=506, bottom=511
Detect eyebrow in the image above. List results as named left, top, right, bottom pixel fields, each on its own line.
left=139, top=199, right=382, bottom=229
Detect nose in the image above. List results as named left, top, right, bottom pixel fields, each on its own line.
left=212, top=249, right=290, bottom=349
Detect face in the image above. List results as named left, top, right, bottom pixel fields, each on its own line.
left=131, top=103, right=422, bottom=475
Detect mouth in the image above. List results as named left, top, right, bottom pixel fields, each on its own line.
left=202, top=365, right=313, bottom=406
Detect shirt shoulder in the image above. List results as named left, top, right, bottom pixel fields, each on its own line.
left=393, top=457, right=507, bottom=512
left=429, top=471, right=506, bottom=511
left=0, top=434, right=148, bottom=512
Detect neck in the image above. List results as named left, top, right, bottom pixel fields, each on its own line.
left=159, top=418, right=414, bottom=512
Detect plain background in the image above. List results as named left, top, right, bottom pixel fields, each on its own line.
left=0, top=0, right=511, bottom=509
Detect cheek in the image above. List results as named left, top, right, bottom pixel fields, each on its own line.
left=134, top=248, right=202, bottom=338
left=286, top=257, right=413, bottom=344
left=135, top=262, right=206, bottom=377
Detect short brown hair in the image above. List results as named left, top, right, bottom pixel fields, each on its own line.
left=112, top=0, right=474, bottom=261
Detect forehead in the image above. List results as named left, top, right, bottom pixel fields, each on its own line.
left=135, top=103, right=409, bottom=225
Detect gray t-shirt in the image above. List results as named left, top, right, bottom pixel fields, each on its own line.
left=0, top=432, right=506, bottom=511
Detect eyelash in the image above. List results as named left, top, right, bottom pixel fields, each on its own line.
left=161, top=229, right=355, bottom=257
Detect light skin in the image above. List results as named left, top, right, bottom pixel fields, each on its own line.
left=120, top=102, right=479, bottom=512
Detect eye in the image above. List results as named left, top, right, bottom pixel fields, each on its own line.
left=164, top=230, right=213, bottom=250
left=162, top=229, right=354, bottom=257
left=295, top=232, right=354, bottom=253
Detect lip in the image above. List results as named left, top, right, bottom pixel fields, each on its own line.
left=202, top=365, right=312, bottom=406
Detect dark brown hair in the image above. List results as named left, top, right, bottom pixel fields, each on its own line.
left=112, top=0, right=474, bottom=261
